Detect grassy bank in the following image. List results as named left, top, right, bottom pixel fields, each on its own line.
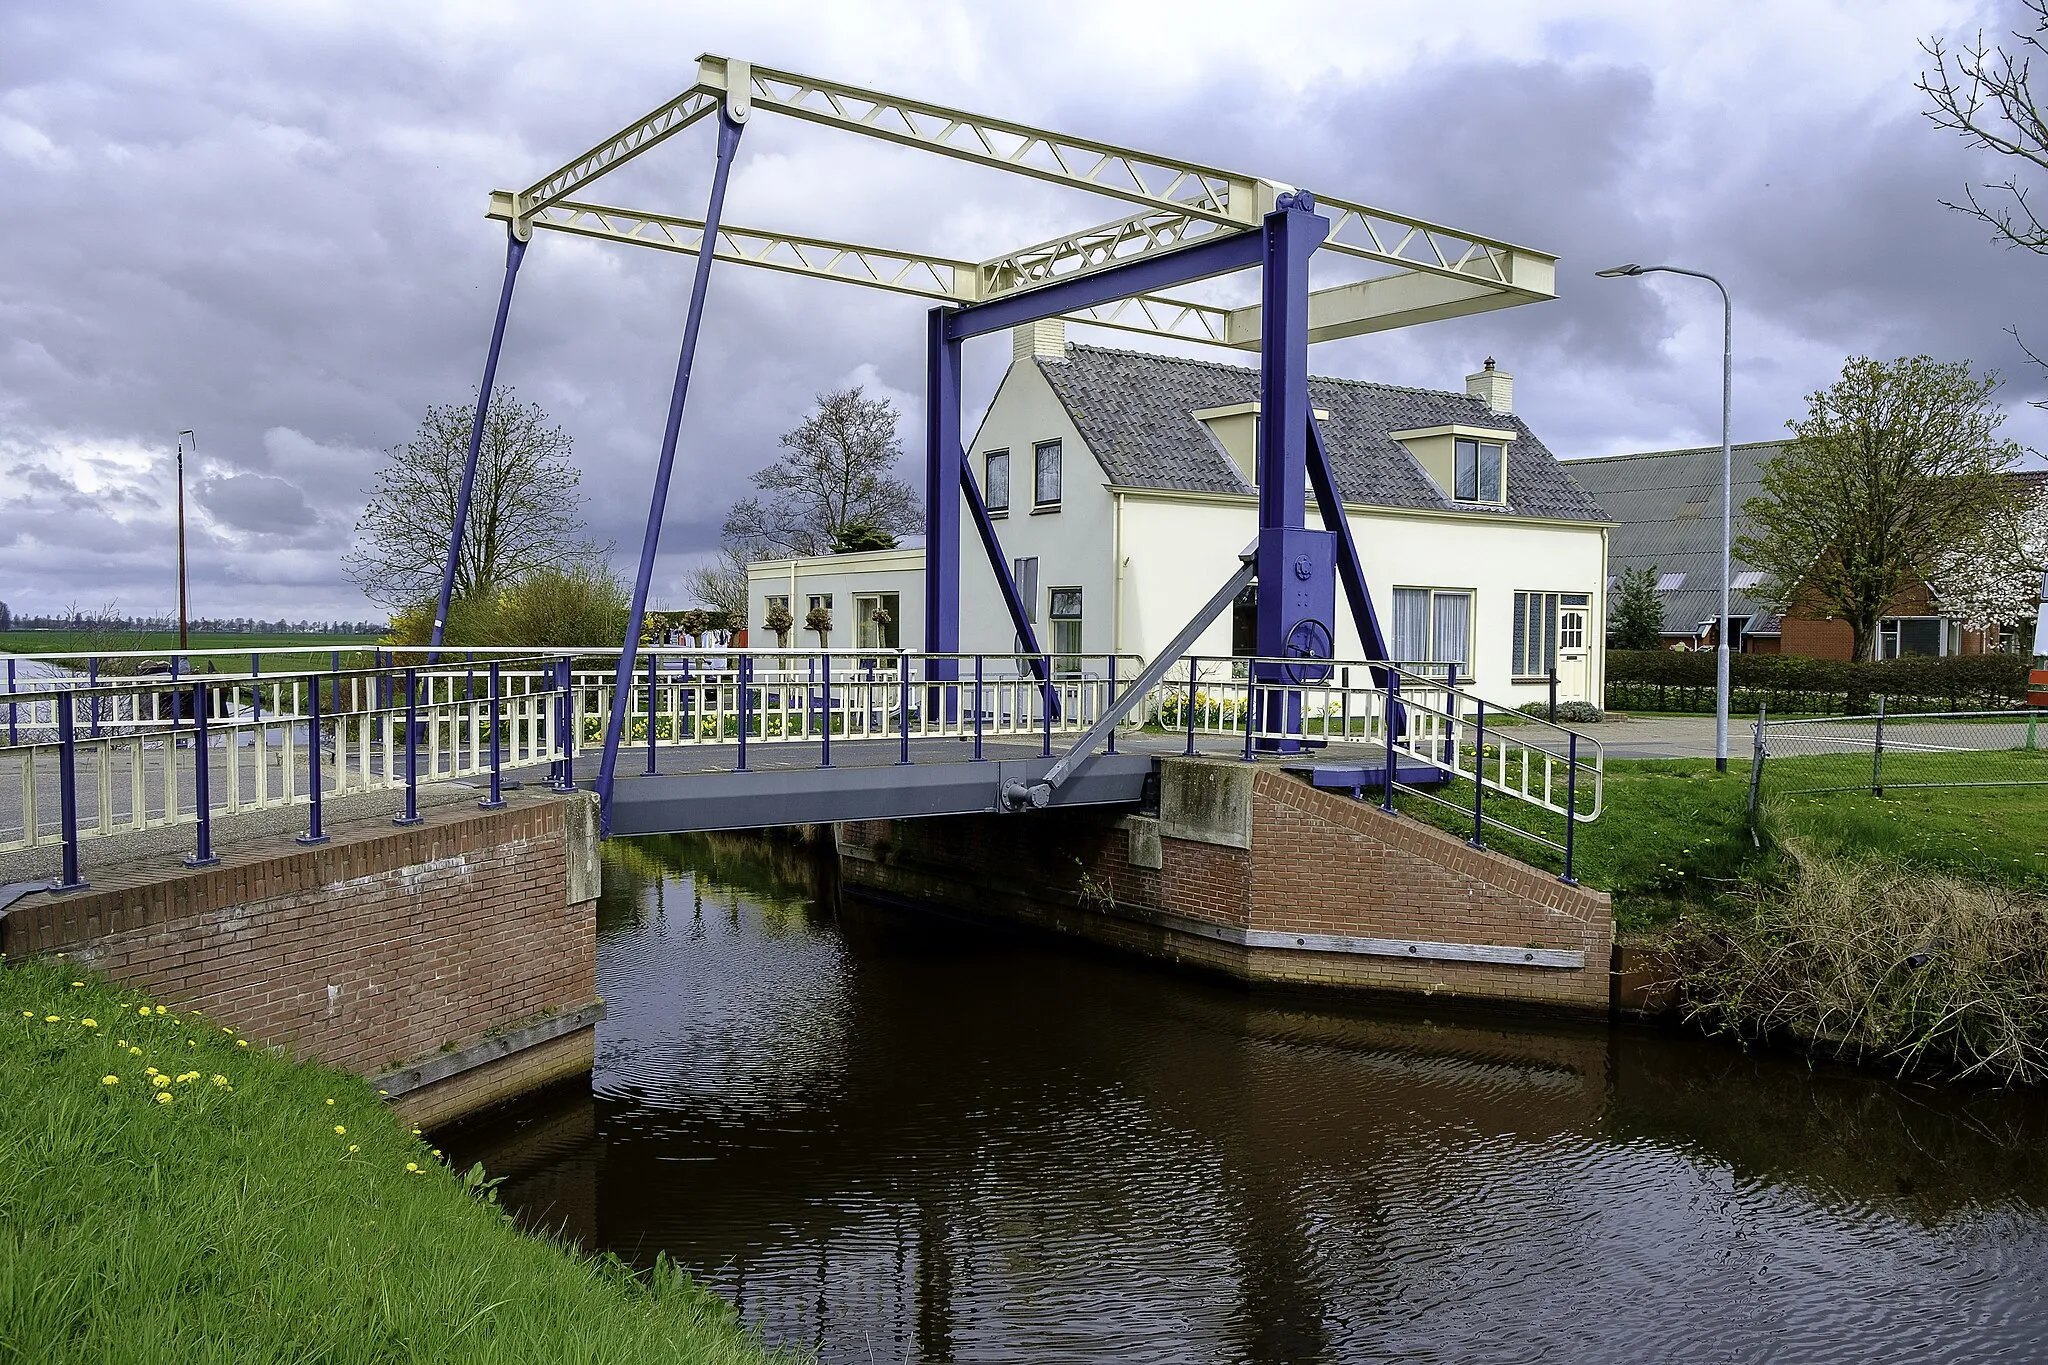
left=0, top=956, right=790, bottom=1363
left=1393, top=756, right=2048, bottom=931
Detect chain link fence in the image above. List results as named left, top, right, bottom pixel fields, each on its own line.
left=1750, top=702, right=2048, bottom=817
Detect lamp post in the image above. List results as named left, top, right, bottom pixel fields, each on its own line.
left=175, top=429, right=196, bottom=651
left=1597, top=263, right=1733, bottom=773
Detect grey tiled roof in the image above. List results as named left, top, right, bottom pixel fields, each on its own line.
left=1032, top=344, right=1608, bottom=523
left=1560, top=441, right=1783, bottom=636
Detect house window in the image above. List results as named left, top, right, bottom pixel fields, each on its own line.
left=854, top=592, right=900, bottom=650
left=1049, top=587, right=1083, bottom=673
left=807, top=593, right=833, bottom=613
left=1034, top=440, right=1062, bottom=508
left=1391, top=588, right=1473, bottom=671
left=1453, top=438, right=1505, bottom=503
left=1513, top=591, right=1591, bottom=677
left=1879, top=617, right=1945, bottom=659
left=984, top=450, right=1010, bottom=514
left=765, top=594, right=789, bottom=617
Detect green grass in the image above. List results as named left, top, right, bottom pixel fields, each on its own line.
left=0, top=631, right=383, bottom=678
left=0, top=956, right=792, bottom=1363
left=1388, top=755, right=2048, bottom=933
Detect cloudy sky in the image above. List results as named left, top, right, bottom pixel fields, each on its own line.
left=4, top=0, right=2046, bottom=622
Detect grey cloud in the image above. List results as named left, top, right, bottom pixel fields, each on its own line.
left=4, top=3, right=2045, bottom=621
left=197, top=472, right=317, bottom=533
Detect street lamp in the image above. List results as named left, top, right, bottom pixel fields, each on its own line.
left=1597, top=262, right=1734, bottom=773
left=176, top=430, right=196, bottom=650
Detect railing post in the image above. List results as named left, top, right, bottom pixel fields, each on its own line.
left=7, top=658, right=16, bottom=745
left=88, top=657, right=99, bottom=738
left=1871, top=693, right=1886, bottom=797
left=1042, top=654, right=1054, bottom=758
left=898, top=654, right=913, bottom=765
left=298, top=675, right=329, bottom=846
left=170, top=654, right=182, bottom=731
left=1184, top=665, right=1197, bottom=756
left=1106, top=654, right=1118, bottom=755
left=1548, top=665, right=1558, bottom=724
left=52, top=696, right=88, bottom=891
left=1241, top=668, right=1256, bottom=763
left=479, top=661, right=505, bottom=810
left=251, top=653, right=262, bottom=729
left=736, top=656, right=750, bottom=773
left=820, top=652, right=834, bottom=768
left=1382, top=670, right=1399, bottom=815
left=645, top=649, right=659, bottom=777
left=184, top=679, right=219, bottom=868
left=1560, top=731, right=1579, bottom=886
left=1469, top=696, right=1486, bottom=849
left=971, top=655, right=983, bottom=761
left=394, top=668, right=422, bottom=826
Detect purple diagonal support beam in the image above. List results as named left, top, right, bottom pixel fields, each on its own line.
left=594, top=107, right=745, bottom=833
left=960, top=460, right=1057, bottom=717
left=1307, top=412, right=1391, bottom=673
left=430, top=225, right=529, bottom=660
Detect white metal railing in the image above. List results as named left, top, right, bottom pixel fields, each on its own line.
left=1140, top=655, right=1602, bottom=824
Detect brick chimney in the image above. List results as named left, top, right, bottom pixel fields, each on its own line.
left=1466, top=357, right=1513, bottom=415
left=1013, top=318, right=1067, bottom=362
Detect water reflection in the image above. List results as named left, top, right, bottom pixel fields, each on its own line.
left=444, top=833, right=2048, bottom=1363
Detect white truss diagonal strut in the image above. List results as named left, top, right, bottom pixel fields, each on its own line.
left=515, top=87, right=723, bottom=225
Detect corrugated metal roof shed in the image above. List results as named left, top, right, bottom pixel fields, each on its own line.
left=1561, top=441, right=1783, bottom=635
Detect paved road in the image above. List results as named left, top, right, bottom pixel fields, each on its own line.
left=1586, top=715, right=1729, bottom=761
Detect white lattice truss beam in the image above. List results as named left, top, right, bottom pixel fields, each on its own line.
left=489, top=54, right=1557, bottom=345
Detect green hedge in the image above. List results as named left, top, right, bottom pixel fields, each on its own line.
left=1605, top=649, right=2031, bottom=715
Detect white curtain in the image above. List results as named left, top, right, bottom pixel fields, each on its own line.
left=1392, top=589, right=1431, bottom=662
left=1432, top=591, right=1472, bottom=667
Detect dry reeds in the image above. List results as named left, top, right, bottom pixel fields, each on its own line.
left=1674, top=815, right=2048, bottom=1085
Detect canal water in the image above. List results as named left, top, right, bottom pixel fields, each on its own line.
left=442, top=833, right=2048, bottom=1363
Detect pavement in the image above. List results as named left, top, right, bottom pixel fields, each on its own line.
left=1582, top=714, right=1730, bottom=761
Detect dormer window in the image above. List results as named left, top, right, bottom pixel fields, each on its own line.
left=1390, top=423, right=1516, bottom=507
left=1454, top=438, right=1505, bottom=503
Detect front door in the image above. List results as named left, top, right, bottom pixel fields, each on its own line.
left=1556, top=604, right=1589, bottom=702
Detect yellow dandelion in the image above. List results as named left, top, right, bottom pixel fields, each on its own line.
left=150, top=1075, right=170, bottom=1089
left=116, top=1039, right=127, bottom=1046
left=145, top=1066, right=159, bottom=1075
left=43, top=1015, right=59, bottom=1024
left=211, top=1075, right=229, bottom=1087
left=70, top=981, right=83, bottom=988
left=347, top=1144, right=359, bottom=1154
left=410, top=1127, right=421, bottom=1136
left=405, top=1163, right=421, bottom=1173
left=101, top=1075, right=119, bottom=1086
left=19, top=1011, right=32, bottom=1018
left=221, top=1026, right=234, bottom=1035
left=80, top=1018, right=96, bottom=1029
left=430, top=1149, right=441, bottom=1158
left=334, top=1125, right=346, bottom=1136
left=137, top=1007, right=150, bottom=1018
left=155, top=1092, right=173, bottom=1106
left=154, top=1006, right=166, bottom=1015
left=324, top=1098, right=334, bottom=1106
left=235, top=1040, right=248, bottom=1048
left=128, top=1046, right=142, bottom=1057
left=377, top=1089, right=388, bottom=1096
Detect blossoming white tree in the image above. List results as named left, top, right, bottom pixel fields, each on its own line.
left=1931, top=485, right=2048, bottom=632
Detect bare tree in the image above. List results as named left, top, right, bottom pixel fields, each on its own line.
left=685, top=544, right=753, bottom=625
left=721, top=388, right=921, bottom=559
left=1737, top=356, right=2023, bottom=661
left=345, top=388, right=605, bottom=609
left=1921, top=5, right=2048, bottom=388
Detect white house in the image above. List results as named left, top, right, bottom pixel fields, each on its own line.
left=751, top=322, right=1612, bottom=704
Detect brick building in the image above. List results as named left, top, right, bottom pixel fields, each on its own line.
left=1563, top=441, right=2025, bottom=660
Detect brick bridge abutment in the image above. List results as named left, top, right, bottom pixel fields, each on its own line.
left=838, top=756, right=1615, bottom=1015
left=0, top=791, right=602, bottom=1127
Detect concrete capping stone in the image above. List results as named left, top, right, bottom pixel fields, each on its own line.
left=1158, top=757, right=1253, bottom=849
left=373, top=1001, right=605, bottom=1098
left=1105, top=899, right=1583, bottom=968
left=562, top=791, right=601, bottom=905
left=1122, top=814, right=1163, bottom=870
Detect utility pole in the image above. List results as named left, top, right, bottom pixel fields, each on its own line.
left=176, top=430, right=195, bottom=650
